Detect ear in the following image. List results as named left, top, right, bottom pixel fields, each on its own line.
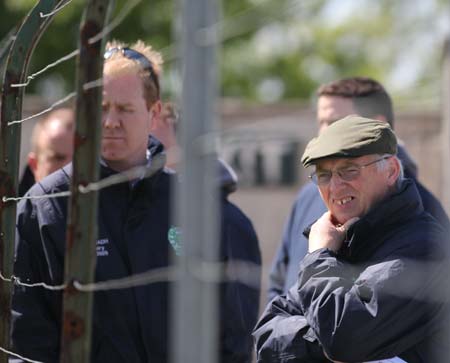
left=386, top=157, right=400, bottom=186
left=148, top=100, right=162, bottom=131
left=28, top=152, right=38, bottom=177
left=149, top=100, right=162, bottom=117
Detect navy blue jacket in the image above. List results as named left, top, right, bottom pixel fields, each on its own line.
left=254, top=180, right=450, bottom=362
left=268, top=146, right=450, bottom=301
left=11, top=139, right=260, bottom=363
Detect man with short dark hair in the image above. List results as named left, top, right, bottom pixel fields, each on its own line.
left=267, top=77, right=450, bottom=302
left=316, top=76, right=394, bottom=131
left=254, top=115, right=450, bottom=362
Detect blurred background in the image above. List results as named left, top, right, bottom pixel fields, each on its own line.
left=1, top=0, right=450, bottom=308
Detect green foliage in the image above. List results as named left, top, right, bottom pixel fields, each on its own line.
left=1, top=0, right=449, bottom=104
left=0, top=1, right=26, bottom=37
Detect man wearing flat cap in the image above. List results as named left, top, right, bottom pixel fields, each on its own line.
left=253, top=115, right=450, bottom=363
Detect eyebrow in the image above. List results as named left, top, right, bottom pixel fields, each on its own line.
left=103, top=101, right=134, bottom=108
left=117, top=103, right=134, bottom=108
left=316, top=160, right=359, bottom=171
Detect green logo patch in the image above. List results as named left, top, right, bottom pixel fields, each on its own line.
left=168, top=226, right=182, bottom=256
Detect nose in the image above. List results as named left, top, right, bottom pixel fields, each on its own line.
left=328, top=171, right=345, bottom=190
left=103, top=108, right=120, bottom=129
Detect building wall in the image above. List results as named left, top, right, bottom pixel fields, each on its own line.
left=394, top=110, right=442, bottom=199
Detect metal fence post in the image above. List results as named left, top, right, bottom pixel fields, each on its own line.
left=59, top=1, right=112, bottom=362
left=441, top=37, right=450, bottom=215
left=0, top=1, right=64, bottom=361
left=172, top=0, right=220, bottom=362
left=0, top=27, right=18, bottom=90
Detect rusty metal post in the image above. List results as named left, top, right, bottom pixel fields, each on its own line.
left=60, top=0, right=112, bottom=362
left=0, top=1, right=64, bottom=361
left=441, top=37, right=450, bottom=215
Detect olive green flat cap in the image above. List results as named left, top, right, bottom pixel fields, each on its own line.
left=301, top=115, right=397, bottom=167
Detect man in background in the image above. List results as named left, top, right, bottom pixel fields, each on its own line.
left=151, top=99, right=262, bottom=332
left=18, top=107, right=74, bottom=196
left=150, top=101, right=179, bottom=169
left=268, top=76, right=450, bottom=301
left=151, top=101, right=239, bottom=194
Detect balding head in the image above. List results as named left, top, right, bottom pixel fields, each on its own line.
left=28, top=108, right=75, bottom=181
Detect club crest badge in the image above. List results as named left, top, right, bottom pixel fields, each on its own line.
left=168, top=226, right=182, bottom=256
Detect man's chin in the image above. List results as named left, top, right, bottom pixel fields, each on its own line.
left=333, top=212, right=360, bottom=226
left=101, top=151, right=122, bottom=163
left=101, top=144, right=122, bottom=157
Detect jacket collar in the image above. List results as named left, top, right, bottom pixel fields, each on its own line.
left=340, top=178, right=423, bottom=261
left=100, top=135, right=166, bottom=183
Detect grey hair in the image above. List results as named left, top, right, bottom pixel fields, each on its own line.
left=376, top=153, right=404, bottom=186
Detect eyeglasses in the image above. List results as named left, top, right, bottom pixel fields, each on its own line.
left=104, top=47, right=160, bottom=99
left=309, top=156, right=391, bottom=186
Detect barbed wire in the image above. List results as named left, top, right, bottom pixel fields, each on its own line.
left=2, top=153, right=166, bottom=203
left=0, top=1, right=305, bottom=362
left=2, top=191, right=71, bottom=203
left=13, top=0, right=301, bottom=87
left=8, top=92, right=76, bottom=125
left=8, top=0, right=143, bottom=90
left=10, top=49, right=79, bottom=88
left=9, top=0, right=441, bottom=102
left=0, top=345, right=43, bottom=363
left=40, top=0, right=75, bottom=18
left=2, top=255, right=444, bottom=300
left=78, top=155, right=165, bottom=193
left=0, top=259, right=261, bottom=293
left=0, top=259, right=260, bottom=362
left=8, top=77, right=103, bottom=125
left=82, top=77, right=104, bottom=90
left=73, top=266, right=177, bottom=292
left=0, top=271, right=67, bottom=291
left=5, top=0, right=289, bottom=103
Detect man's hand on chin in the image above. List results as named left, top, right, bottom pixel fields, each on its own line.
left=308, top=211, right=359, bottom=253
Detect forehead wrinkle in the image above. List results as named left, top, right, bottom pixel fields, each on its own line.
left=103, top=98, right=134, bottom=108
left=316, top=156, right=368, bottom=171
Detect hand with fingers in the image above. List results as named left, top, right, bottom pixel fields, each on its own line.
left=308, top=211, right=359, bottom=253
